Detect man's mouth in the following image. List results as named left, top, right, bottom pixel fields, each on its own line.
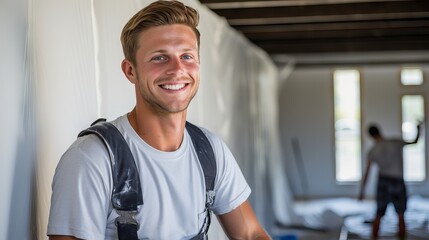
left=160, top=83, right=186, bottom=90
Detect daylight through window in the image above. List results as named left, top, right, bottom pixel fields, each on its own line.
left=334, top=69, right=361, bottom=182
left=402, top=95, right=426, bottom=181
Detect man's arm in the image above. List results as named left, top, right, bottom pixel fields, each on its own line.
left=217, top=200, right=271, bottom=239
left=405, top=122, right=422, bottom=145
left=49, top=236, right=79, bottom=240
left=358, top=159, right=372, bottom=200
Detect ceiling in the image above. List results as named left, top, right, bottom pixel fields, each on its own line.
left=199, top=0, right=429, bottom=58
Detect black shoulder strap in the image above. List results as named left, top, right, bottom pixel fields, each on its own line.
left=78, top=118, right=143, bottom=210
left=186, top=121, right=217, bottom=239
left=186, top=121, right=217, bottom=192
left=78, top=118, right=142, bottom=240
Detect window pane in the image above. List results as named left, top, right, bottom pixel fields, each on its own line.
left=401, top=68, right=423, bottom=85
left=402, top=95, right=426, bottom=181
left=334, top=70, right=361, bottom=182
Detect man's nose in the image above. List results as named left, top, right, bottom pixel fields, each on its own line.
left=165, top=57, right=185, bottom=76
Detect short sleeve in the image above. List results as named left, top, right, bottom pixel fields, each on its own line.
left=47, top=135, right=112, bottom=240
left=202, top=130, right=251, bottom=215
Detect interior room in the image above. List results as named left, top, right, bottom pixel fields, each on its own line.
left=2, top=0, right=429, bottom=239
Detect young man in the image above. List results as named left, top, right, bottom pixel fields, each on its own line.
left=359, top=123, right=421, bottom=239
left=47, top=1, right=270, bottom=239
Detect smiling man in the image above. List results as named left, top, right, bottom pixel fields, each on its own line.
left=47, top=1, right=270, bottom=239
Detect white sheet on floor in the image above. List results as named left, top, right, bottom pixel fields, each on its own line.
left=292, top=195, right=429, bottom=239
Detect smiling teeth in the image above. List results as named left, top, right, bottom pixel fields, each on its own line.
left=162, top=84, right=185, bottom=90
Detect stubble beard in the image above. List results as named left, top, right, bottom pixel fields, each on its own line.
left=138, top=79, right=198, bottom=115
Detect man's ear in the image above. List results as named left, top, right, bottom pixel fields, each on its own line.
left=121, top=59, right=137, bottom=84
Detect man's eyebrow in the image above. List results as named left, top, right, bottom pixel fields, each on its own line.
left=148, top=49, right=168, bottom=55
left=183, top=48, right=199, bottom=53
left=147, top=47, right=197, bottom=55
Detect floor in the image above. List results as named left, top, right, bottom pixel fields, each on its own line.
left=271, top=195, right=429, bottom=240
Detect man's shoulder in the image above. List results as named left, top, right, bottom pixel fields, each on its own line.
left=107, top=114, right=128, bottom=130
left=186, top=123, right=225, bottom=148
left=60, top=117, right=124, bottom=164
left=63, top=133, right=109, bottom=162
left=383, top=138, right=405, bottom=145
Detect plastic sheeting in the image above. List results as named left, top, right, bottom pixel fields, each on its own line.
left=344, top=195, right=429, bottom=239
left=1, top=0, right=291, bottom=239
left=275, top=196, right=429, bottom=239
left=1, top=0, right=35, bottom=240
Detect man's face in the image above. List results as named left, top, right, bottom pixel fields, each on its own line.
left=129, top=24, right=200, bottom=114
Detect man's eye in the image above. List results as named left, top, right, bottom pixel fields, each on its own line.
left=182, top=54, right=193, bottom=60
left=151, top=56, right=166, bottom=61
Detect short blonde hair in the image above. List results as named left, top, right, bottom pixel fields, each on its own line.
left=121, top=0, right=200, bottom=64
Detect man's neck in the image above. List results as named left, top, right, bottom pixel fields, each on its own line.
left=128, top=107, right=187, bottom=152
left=374, top=135, right=383, bottom=142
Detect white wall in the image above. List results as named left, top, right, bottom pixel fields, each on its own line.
left=279, top=61, right=429, bottom=199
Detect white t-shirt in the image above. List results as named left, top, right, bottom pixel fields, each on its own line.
left=368, top=139, right=406, bottom=179
left=47, top=115, right=251, bottom=240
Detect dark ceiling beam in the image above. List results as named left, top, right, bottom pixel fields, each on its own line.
left=209, top=2, right=429, bottom=20
left=255, top=36, right=429, bottom=53
left=199, top=0, right=410, bottom=8
left=245, top=27, right=429, bottom=40
left=228, top=12, right=429, bottom=25
left=236, top=19, right=429, bottom=40
left=234, top=19, right=429, bottom=33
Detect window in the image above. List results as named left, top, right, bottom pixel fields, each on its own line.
left=402, top=95, right=426, bottom=181
left=401, top=67, right=423, bottom=85
left=334, top=69, right=361, bottom=182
